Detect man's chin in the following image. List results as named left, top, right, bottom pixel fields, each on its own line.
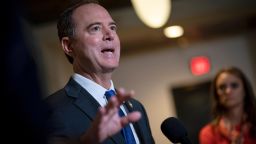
left=103, top=66, right=118, bottom=73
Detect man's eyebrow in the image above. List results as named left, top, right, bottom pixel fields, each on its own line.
left=86, top=22, right=117, bottom=29
left=87, top=22, right=101, bottom=29
left=109, top=21, right=117, bottom=26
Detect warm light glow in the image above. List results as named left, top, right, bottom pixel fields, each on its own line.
left=164, top=25, right=184, bottom=38
left=131, top=0, right=171, bottom=28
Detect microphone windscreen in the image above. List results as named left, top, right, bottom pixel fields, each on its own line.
left=160, top=117, right=188, bottom=143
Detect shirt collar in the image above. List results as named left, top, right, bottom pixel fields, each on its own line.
left=72, top=73, right=115, bottom=106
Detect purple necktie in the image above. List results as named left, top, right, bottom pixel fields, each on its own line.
left=105, top=90, right=137, bottom=144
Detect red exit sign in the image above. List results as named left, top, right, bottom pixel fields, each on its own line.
left=190, top=56, right=211, bottom=76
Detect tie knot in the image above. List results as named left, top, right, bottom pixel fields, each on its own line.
left=105, top=89, right=116, bottom=101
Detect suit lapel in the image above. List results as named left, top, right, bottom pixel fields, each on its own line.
left=124, top=100, right=146, bottom=144
left=64, top=78, right=125, bottom=144
left=65, top=78, right=99, bottom=120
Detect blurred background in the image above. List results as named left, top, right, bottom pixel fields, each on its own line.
left=20, top=0, right=256, bottom=143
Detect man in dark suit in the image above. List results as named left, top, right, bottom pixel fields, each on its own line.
left=46, top=1, right=155, bottom=144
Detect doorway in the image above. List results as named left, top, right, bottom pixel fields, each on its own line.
left=171, top=80, right=212, bottom=144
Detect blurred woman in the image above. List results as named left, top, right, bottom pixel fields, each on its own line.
left=199, top=67, right=256, bottom=144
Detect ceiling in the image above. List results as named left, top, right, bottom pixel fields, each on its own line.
left=23, top=0, right=132, bottom=24
left=22, top=0, right=256, bottom=55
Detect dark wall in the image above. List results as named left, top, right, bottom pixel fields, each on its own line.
left=171, top=81, right=212, bottom=144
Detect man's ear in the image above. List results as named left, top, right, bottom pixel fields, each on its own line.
left=61, top=37, right=73, bottom=56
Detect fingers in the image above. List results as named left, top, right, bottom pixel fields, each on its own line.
left=103, top=96, right=119, bottom=118
left=83, top=88, right=139, bottom=144
left=102, top=87, right=140, bottom=128
left=115, top=88, right=135, bottom=104
left=120, top=111, right=141, bottom=127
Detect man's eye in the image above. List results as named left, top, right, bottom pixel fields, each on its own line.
left=110, top=25, right=117, bottom=31
left=90, top=26, right=101, bottom=32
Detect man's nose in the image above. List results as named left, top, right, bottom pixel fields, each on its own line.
left=103, top=28, right=114, bottom=41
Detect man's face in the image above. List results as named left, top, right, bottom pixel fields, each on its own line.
left=70, top=3, right=120, bottom=74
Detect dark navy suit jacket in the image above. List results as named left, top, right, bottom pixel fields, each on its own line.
left=46, top=78, right=155, bottom=144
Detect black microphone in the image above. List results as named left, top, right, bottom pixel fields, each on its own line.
left=161, top=117, right=192, bottom=144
